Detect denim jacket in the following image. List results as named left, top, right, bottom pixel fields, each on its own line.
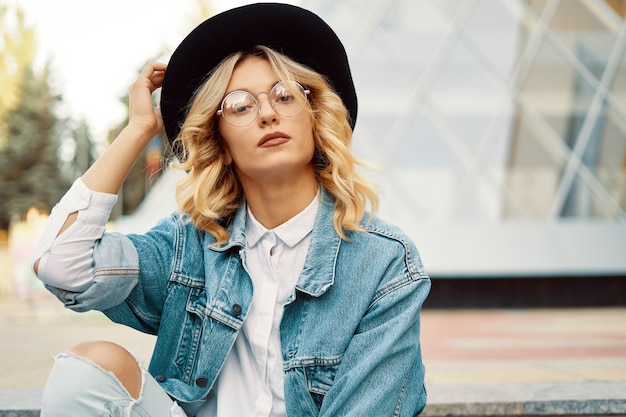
left=46, top=188, right=431, bottom=416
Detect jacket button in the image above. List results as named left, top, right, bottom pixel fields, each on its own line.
left=196, top=377, right=208, bottom=387
left=232, top=304, right=242, bottom=316
left=155, top=374, right=166, bottom=383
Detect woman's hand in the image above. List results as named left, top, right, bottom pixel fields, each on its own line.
left=127, top=62, right=167, bottom=140
left=79, top=62, right=167, bottom=195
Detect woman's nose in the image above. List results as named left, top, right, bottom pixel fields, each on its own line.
left=257, top=94, right=279, bottom=125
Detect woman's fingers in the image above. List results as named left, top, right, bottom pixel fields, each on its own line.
left=128, top=62, right=167, bottom=136
left=139, top=62, right=167, bottom=92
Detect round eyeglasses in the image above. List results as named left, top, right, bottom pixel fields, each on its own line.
left=217, top=81, right=310, bottom=127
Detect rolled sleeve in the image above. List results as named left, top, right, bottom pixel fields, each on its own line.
left=32, top=178, right=117, bottom=261
left=45, top=232, right=140, bottom=312
left=33, top=178, right=118, bottom=292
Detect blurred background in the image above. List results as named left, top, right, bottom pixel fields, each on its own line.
left=1, top=0, right=626, bottom=307
left=1, top=0, right=626, bottom=403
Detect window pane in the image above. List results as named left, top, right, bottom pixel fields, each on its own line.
left=504, top=105, right=568, bottom=218
left=608, top=35, right=626, bottom=118
left=549, top=0, right=617, bottom=78
left=464, top=0, right=525, bottom=79
left=591, top=103, right=626, bottom=212
left=519, top=38, right=596, bottom=151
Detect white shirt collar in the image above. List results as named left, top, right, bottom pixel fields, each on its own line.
left=246, top=191, right=319, bottom=248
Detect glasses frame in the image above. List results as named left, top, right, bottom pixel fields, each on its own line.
left=216, top=81, right=311, bottom=127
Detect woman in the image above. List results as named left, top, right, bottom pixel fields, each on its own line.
left=32, top=3, right=430, bottom=416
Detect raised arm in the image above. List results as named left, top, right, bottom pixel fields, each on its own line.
left=33, top=62, right=166, bottom=277
left=57, top=62, right=167, bottom=236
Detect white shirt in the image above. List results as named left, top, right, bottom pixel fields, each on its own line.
left=34, top=178, right=319, bottom=417
left=204, top=197, right=318, bottom=417
left=33, top=179, right=118, bottom=292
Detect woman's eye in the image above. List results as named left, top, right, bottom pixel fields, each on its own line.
left=277, top=94, right=294, bottom=103
left=233, top=105, right=252, bottom=114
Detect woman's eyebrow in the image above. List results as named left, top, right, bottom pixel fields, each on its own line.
left=225, top=80, right=281, bottom=96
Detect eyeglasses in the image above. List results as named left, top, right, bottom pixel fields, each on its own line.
left=217, top=81, right=310, bottom=127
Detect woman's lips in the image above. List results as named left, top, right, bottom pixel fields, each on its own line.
left=258, top=132, right=290, bottom=147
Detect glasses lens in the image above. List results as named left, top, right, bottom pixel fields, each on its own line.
left=220, top=91, right=257, bottom=126
left=270, top=81, right=307, bottom=117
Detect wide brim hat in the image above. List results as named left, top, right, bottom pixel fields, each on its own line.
left=160, top=2, right=358, bottom=148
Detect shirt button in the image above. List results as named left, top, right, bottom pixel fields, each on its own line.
left=232, top=304, right=242, bottom=316
left=155, top=374, right=166, bottom=383
left=196, top=377, right=208, bottom=387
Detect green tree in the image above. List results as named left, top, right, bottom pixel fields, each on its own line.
left=0, top=4, right=36, bottom=145
left=0, top=67, right=69, bottom=229
left=60, top=117, right=97, bottom=181
left=0, top=3, right=69, bottom=229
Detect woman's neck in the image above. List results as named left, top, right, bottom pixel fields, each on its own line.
left=240, top=170, right=318, bottom=230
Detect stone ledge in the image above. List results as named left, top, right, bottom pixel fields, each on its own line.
left=422, top=399, right=626, bottom=417
left=1, top=389, right=625, bottom=417
left=0, top=412, right=39, bottom=417
left=0, top=389, right=40, bottom=417
left=424, top=381, right=626, bottom=416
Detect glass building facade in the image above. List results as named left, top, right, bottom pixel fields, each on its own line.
left=297, top=0, right=626, bottom=279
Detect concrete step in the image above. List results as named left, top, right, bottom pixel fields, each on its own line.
left=2, top=295, right=625, bottom=416
left=0, top=389, right=40, bottom=417
left=2, top=388, right=625, bottom=417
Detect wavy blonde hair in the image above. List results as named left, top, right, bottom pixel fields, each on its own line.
left=172, top=46, right=378, bottom=244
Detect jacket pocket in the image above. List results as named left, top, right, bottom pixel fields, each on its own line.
left=303, top=363, right=339, bottom=411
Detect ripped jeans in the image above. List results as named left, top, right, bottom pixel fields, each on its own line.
left=41, top=353, right=188, bottom=417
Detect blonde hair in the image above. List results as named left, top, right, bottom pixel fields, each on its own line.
left=172, top=46, right=378, bottom=244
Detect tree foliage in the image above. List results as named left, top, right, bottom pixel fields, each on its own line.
left=0, top=66, right=70, bottom=229
left=0, top=4, right=36, bottom=145
left=0, top=3, right=69, bottom=229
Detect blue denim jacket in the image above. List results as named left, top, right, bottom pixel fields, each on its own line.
left=46, top=188, right=431, bottom=416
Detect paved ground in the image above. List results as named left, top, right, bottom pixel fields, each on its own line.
left=1, top=292, right=626, bottom=405
left=421, top=307, right=626, bottom=404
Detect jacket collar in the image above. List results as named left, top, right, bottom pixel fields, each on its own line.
left=295, top=187, right=340, bottom=297
left=209, top=203, right=248, bottom=252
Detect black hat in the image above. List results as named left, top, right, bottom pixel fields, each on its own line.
left=160, top=2, right=358, bottom=146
